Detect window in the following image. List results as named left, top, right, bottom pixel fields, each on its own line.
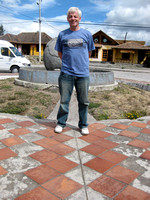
left=101, top=36, right=110, bottom=44
left=103, top=50, right=108, bottom=59
left=122, top=53, right=130, bottom=60
left=94, top=37, right=99, bottom=43
left=36, top=44, right=39, bottom=52
left=1, top=47, right=9, bottom=56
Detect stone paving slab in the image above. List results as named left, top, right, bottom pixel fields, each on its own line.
left=0, top=113, right=150, bottom=199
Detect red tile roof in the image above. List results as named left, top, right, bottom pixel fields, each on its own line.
left=112, top=42, right=150, bottom=50
left=0, top=32, right=51, bottom=44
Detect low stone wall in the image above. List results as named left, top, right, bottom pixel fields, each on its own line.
left=117, top=79, right=150, bottom=92
left=15, top=67, right=118, bottom=91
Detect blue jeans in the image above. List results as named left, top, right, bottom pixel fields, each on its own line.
left=57, top=72, right=89, bottom=129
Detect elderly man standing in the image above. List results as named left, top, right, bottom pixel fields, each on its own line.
left=54, top=7, right=95, bottom=135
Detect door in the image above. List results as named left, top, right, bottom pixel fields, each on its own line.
left=102, top=50, right=108, bottom=62
left=0, top=47, right=13, bottom=70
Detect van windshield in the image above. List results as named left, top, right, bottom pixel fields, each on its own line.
left=10, top=47, right=23, bottom=56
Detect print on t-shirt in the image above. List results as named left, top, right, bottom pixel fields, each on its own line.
left=64, top=39, right=83, bottom=48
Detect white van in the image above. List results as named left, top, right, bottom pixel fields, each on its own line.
left=0, top=40, right=31, bottom=73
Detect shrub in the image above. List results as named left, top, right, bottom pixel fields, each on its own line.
left=0, top=103, right=27, bottom=114
left=98, top=113, right=109, bottom=120
left=89, top=102, right=101, bottom=109
left=124, top=110, right=146, bottom=120
left=34, top=113, right=46, bottom=119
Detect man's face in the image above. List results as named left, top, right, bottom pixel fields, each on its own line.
left=67, top=11, right=81, bottom=28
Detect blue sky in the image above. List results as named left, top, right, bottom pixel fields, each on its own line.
left=0, top=0, right=150, bottom=45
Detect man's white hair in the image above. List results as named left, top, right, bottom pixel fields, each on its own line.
left=67, top=7, right=82, bottom=18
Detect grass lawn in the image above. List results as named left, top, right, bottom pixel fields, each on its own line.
left=0, top=78, right=150, bottom=120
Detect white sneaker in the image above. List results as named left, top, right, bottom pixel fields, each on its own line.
left=81, top=127, right=89, bottom=135
left=55, top=125, right=63, bottom=133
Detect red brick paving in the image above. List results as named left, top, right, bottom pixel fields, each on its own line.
left=98, top=150, right=128, bottom=164
left=51, top=134, right=73, bottom=142
left=0, top=125, right=4, bottom=130
left=0, top=117, right=150, bottom=199
left=0, top=118, right=14, bottom=124
left=48, top=143, right=75, bottom=155
left=0, top=147, right=17, bottom=160
left=81, top=143, right=107, bottom=156
left=106, top=165, right=140, bottom=184
left=130, top=121, right=147, bottom=128
left=128, top=139, right=150, bottom=149
left=29, top=149, right=60, bottom=163
left=88, top=175, right=125, bottom=198
left=79, top=134, right=101, bottom=143
left=42, top=175, right=82, bottom=199
left=24, top=164, right=60, bottom=184
left=111, top=123, right=129, bottom=129
left=92, top=129, right=112, bottom=138
left=36, top=128, right=56, bottom=137
left=93, top=138, right=119, bottom=149
left=1, top=136, right=25, bottom=147
left=140, top=150, right=150, bottom=160
left=9, top=127, right=31, bottom=136
left=88, top=122, right=106, bottom=131
left=46, top=157, right=78, bottom=173
left=141, top=128, right=150, bottom=134
left=16, top=120, right=36, bottom=127
left=40, top=122, right=56, bottom=128
left=114, top=185, right=150, bottom=200
left=33, top=138, right=60, bottom=149
left=0, top=165, right=8, bottom=175
left=119, top=130, right=140, bottom=138
left=84, top=157, right=115, bottom=173
left=15, top=186, right=59, bottom=200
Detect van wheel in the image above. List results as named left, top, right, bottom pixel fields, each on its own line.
left=11, top=66, right=19, bottom=73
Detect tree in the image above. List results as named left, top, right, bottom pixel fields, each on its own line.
left=0, top=24, right=5, bottom=35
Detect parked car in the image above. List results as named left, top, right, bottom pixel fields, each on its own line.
left=0, top=40, right=31, bottom=73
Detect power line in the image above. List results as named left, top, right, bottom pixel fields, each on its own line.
left=0, top=4, right=35, bottom=20
left=42, top=20, right=62, bottom=32
left=2, top=19, right=150, bottom=29
left=81, top=22, right=150, bottom=29
left=1, top=20, right=37, bottom=24
left=45, top=20, right=150, bottom=29
left=1, top=18, right=150, bottom=30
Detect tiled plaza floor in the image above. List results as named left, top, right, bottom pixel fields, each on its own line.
left=0, top=114, right=150, bottom=200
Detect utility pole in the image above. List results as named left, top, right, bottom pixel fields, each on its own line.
left=124, top=32, right=128, bottom=43
left=37, top=0, right=42, bottom=62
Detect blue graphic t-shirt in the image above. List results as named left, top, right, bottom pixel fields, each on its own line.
left=55, top=28, right=95, bottom=77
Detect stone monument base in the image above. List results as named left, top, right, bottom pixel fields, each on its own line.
left=15, top=67, right=118, bottom=91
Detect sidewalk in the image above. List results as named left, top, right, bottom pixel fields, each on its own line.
left=0, top=111, right=150, bottom=199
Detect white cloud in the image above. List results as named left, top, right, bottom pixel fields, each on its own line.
left=0, top=13, right=68, bottom=38
left=106, top=4, right=150, bottom=25
left=88, top=0, right=150, bottom=45
left=114, top=0, right=150, bottom=8
left=1, top=0, right=56, bottom=11
left=89, top=0, right=114, bottom=11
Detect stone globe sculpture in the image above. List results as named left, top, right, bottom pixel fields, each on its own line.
left=43, top=37, right=61, bottom=70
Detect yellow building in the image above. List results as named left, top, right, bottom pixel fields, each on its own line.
left=0, top=32, right=51, bottom=56
left=91, top=30, right=150, bottom=64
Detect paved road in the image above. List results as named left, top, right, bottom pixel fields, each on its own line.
left=0, top=64, right=150, bottom=83
left=113, top=71, right=150, bottom=83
